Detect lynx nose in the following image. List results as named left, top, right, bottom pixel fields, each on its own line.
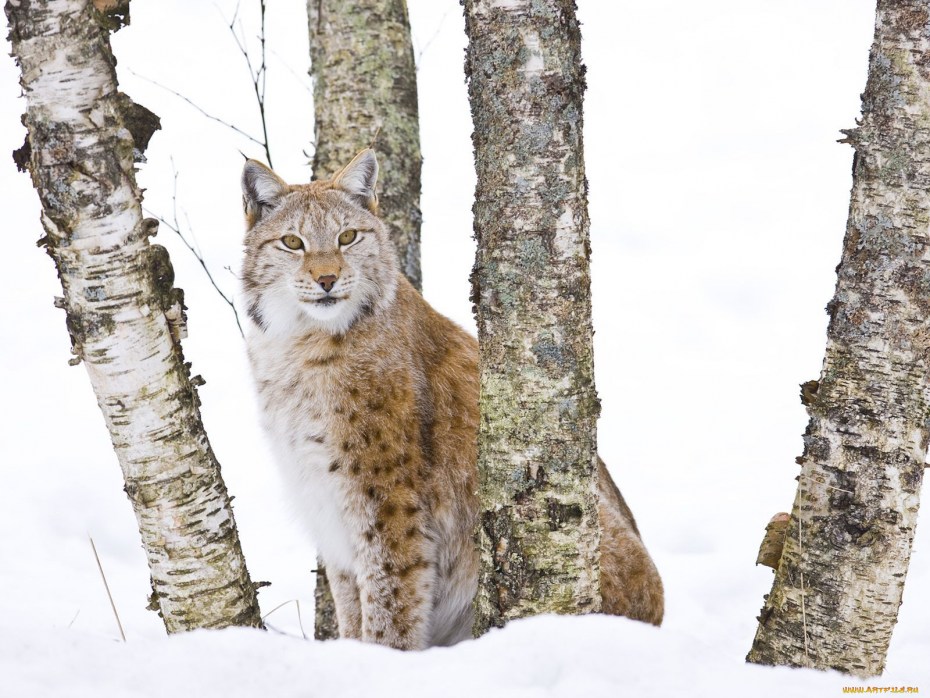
left=317, top=274, right=338, bottom=293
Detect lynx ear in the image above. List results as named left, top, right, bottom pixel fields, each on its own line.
left=242, top=159, right=289, bottom=229
left=332, top=149, right=379, bottom=213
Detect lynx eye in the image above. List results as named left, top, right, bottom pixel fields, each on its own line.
left=281, top=234, right=304, bottom=250
left=338, top=229, right=358, bottom=246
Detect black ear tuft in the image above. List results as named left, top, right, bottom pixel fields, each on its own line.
left=331, top=149, right=379, bottom=212
left=242, top=160, right=289, bottom=229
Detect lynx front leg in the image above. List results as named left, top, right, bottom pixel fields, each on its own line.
left=328, top=567, right=362, bottom=639
left=357, top=500, right=437, bottom=650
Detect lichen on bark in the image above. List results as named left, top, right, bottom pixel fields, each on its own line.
left=463, top=0, right=601, bottom=635
left=307, top=0, right=422, bottom=289
left=312, top=562, right=338, bottom=640
left=747, top=0, right=930, bottom=677
left=6, top=0, right=262, bottom=633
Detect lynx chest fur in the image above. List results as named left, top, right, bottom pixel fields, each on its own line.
left=241, top=149, right=664, bottom=651
left=242, top=150, right=479, bottom=649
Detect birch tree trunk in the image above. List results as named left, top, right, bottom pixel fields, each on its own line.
left=747, top=0, right=930, bottom=677
left=6, top=0, right=262, bottom=633
left=307, top=0, right=422, bottom=289
left=463, top=0, right=601, bottom=635
left=306, top=0, right=422, bottom=639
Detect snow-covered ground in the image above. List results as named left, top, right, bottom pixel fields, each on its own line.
left=1, top=1, right=926, bottom=695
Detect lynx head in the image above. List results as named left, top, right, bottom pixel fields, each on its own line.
left=240, top=149, right=399, bottom=336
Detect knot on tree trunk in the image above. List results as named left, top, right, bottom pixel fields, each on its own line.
left=114, top=92, right=161, bottom=161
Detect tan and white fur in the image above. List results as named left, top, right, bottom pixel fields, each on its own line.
left=240, top=150, right=663, bottom=650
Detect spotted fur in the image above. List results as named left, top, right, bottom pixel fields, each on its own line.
left=241, top=150, right=663, bottom=650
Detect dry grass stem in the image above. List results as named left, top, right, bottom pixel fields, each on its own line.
left=89, top=537, right=126, bottom=643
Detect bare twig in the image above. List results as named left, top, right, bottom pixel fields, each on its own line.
left=268, top=47, right=313, bottom=95
left=225, top=0, right=273, bottom=166
left=89, top=537, right=126, bottom=643
left=258, top=0, right=270, bottom=165
left=128, top=69, right=266, bottom=152
left=132, top=1, right=279, bottom=338
left=368, top=126, right=382, bottom=151
left=144, top=166, right=244, bottom=338
left=414, top=9, right=452, bottom=71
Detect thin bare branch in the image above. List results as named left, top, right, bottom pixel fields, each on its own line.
left=368, top=126, right=382, bottom=151
left=414, top=9, right=452, bottom=71
left=144, top=167, right=244, bottom=338
left=128, top=68, right=266, bottom=151
left=223, top=0, right=272, bottom=166
left=268, top=47, right=313, bottom=95
left=132, top=1, right=276, bottom=339
left=147, top=209, right=244, bottom=338
left=258, top=0, right=269, bottom=164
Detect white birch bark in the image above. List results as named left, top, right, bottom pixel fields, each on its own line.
left=463, top=0, right=601, bottom=634
left=6, top=0, right=262, bottom=632
left=748, top=0, right=930, bottom=677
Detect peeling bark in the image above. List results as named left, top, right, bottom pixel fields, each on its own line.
left=306, top=0, right=422, bottom=639
left=6, top=0, right=262, bottom=633
left=307, top=0, right=422, bottom=289
left=756, top=513, right=790, bottom=570
left=463, top=0, right=601, bottom=634
left=747, top=0, right=930, bottom=677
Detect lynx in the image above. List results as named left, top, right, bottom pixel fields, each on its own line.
left=240, top=149, right=663, bottom=650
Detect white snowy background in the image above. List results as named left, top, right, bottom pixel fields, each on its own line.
left=1, top=0, right=927, bottom=695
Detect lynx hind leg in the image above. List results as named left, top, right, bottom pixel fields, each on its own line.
left=358, top=551, right=437, bottom=650
left=597, top=458, right=664, bottom=626
left=328, top=568, right=362, bottom=639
